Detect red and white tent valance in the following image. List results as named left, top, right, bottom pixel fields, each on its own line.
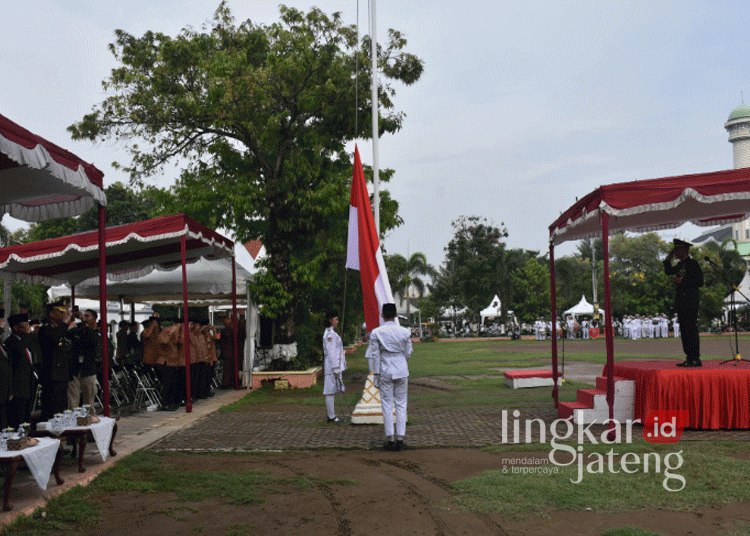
left=549, top=167, right=750, bottom=245
left=0, top=113, right=106, bottom=221
left=0, top=213, right=234, bottom=286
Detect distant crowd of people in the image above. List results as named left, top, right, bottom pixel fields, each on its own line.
left=616, top=314, right=680, bottom=339
left=532, top=313, right=682, bottom=341
left=532, top=317, right=602, bottom=340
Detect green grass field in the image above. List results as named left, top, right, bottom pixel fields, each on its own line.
left=4, top=338, right=750, bottom=536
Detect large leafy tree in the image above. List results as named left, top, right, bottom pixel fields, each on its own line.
left=440, top=216, right=509, bottom=322
left=69, top=3, right=423, bottom=344
left=607, top=233, right=672, bottom=317
left=500, top=247, right=541, bottom=319
left=427, top=261, right=465, bottom=328
left=695, top=239, right=744, bottom=328
left=511, top=257, right=550, bottom=323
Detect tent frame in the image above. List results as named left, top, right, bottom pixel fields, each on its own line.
left=548, top=166, right=750, bottom=427
left=0, top=214, right=238, bottom=415
left=0, top=113, right=109, bottom=415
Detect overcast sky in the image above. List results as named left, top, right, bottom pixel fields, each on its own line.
left=2, top=1, right=749, bottom=270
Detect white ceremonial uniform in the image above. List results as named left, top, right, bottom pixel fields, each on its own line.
left=672, top=315, right=680, bottom=338
left=366, top=320, right=413, bottom=439
left=323, top=326, right=346, bottom=396
left=660, top=315, right=669, bottom=338
left=623, top=317, right=630, bottom=339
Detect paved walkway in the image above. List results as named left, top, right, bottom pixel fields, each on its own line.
left=148, top=402, right=750, bottom=453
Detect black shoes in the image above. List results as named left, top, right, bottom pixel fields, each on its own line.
left=327, top=417, right=341, bottom=423
left=383, top=439, right=407, bottom=451
left=676, top=359, right=702, bottom=367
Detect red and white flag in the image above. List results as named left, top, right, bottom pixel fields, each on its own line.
left=346, top=145, right=394, bottom=332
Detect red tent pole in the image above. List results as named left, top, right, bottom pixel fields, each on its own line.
left=549, top=241, right=559, bottom=408
left=98, top=205, right=110, bottom=417
left=601, top=212, right=615, bottom=426
left=181, top=234, right=192, bottom=413
left=232, top=256, right=239, bottom=390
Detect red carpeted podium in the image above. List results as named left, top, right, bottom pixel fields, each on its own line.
left=609, top=360, right=750, bottom=429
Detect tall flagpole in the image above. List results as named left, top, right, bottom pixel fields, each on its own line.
left=350, top=0, right=393, bottom=425
left=370, top=0, right=379, bottom=234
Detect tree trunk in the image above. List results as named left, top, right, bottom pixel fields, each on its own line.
left=266, top=197, right=297, bottom=344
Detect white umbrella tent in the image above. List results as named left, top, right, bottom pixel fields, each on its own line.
left=563, top=295, right=604, bottom=319
left=480, top=295, right=502, bottom=324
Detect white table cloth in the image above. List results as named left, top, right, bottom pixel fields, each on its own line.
left=36, top=417, right=116, bottom=462
left=0, top=437, right=61, bottom=490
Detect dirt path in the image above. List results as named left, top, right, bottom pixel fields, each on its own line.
left=79, top=450, right=750, bottom=536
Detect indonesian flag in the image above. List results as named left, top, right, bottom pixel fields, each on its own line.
left=346, top=145, right=394, bottom=331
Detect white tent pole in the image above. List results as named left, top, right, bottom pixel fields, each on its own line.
left=245, top=282, right=255, bottom=388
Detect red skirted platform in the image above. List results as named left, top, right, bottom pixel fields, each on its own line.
left=609, top=360, right=750, bottom=429
left=503, top=370, right=553, bottom=379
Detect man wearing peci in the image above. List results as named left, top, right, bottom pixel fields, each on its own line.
left=366, top=303, right=412, bottom=451
left=5, top=313, right=38, bottom=427
left=38, top=300, right=76, bottom=419
left=663, top=238, right=704, bottom=367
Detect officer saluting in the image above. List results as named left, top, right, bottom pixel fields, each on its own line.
left=38, top=299, right=76, bottom=419
left=663, top=238, right=704, bottom=367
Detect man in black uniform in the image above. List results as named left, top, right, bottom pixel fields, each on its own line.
left=0, top=310, right=11, bottom=429
left=38, top=300, right=75, bottom=419
left=5, top=313, right=37, bottom=427
left=663, top=239, right=704, bottom=367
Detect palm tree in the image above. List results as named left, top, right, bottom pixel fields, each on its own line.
left=386, top=252, right=437, bottom=322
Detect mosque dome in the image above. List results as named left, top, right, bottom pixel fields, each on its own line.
left=728, top=104, right=750, bottom=121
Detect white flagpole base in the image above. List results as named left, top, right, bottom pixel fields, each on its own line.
left=350, top=371, right=393, bottom=424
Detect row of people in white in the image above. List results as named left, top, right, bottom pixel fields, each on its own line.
left=533, top=314, right=681, bottom=340
left=621, top=314, right=679, bottom=339
left=532, top=319, right=599, bottom=340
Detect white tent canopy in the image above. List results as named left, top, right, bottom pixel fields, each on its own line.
left=563, top=295, right=604, bottom=318
left=480, top=295, right=502, bottom=324
left=49, top=245, right=259, bottom=387
left=50, top=257, right=252, bottom=304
